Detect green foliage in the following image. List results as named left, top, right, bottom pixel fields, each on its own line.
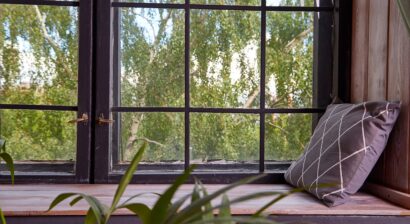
left=48, top=142, right=298, bottom=224
left=1, top=0, right=313, bottom=164
left=0, top=139, right=14, bottom=184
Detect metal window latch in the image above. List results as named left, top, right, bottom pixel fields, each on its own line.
left=97, top=113, right=114, bottom=126
left=68, top=113, right=89, bottom=125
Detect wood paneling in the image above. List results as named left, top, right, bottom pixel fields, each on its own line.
left=351, top=0, right=410, bottom=196
left=0, top=184, right=408, bottom=216
left=365, top=183, right=410, bottom=209
left=351, top=0, right=369, bottom=103
left=385, top=0, right=410, bottom=193
left=367, top=0, right=389, bottom=101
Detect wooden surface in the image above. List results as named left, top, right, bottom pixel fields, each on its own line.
left=367, top=0, right=389, bottom=101
left=351, top=0, right=369, bottom=102
left=351, top=0, right=410, bottom=195
left=385, top=0, right=410, bottom=194
left=0, top=184, right=409, bottom=217
left=365, top=183, right=410, bottom=209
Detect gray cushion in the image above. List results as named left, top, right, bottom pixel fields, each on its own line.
left=285, top=101, right=401, bottom=207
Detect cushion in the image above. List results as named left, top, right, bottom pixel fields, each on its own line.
left=284, top=101, right=401, bottom=207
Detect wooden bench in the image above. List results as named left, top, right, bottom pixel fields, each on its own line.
left=1, top=184, right=409, bottom=224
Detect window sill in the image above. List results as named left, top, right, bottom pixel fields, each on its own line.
left=0, top=184, right=409, bottom=217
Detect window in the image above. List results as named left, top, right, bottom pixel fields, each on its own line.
left=0, top=0, right=340, bottom=183
left=0, top=0, right=91, bottom=183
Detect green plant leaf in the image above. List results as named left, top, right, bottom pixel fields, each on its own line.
left=84, top=208, right=98, bottom=224
left=81, top=194, right=106, bottom=224
left=218, top=194, right=232, bottom=224
left=164, top=193, right=192, bottom=222
left=110, top=143, right=146, bottom=211
left=47, top=193, right=77, bottom=212
left=48, top=193, right=105, bottom=224
left=168, top=174, right=265, bottom=224
left=0, top=140, right=5, bottom=152
left=0, top=208, right=6, bottom=224
left=199, top=182, right=214, bottom=221
left=70, top=195, right=83, bottom=206
left=118, top=192, right=161, bottom=209
left=189, top=182, right=203, bottom=222
left=149, top=165, right=195, bottom=224
left=185, top=191, right=281, bottom=223
left=0, top=153, right=14, bottom=184
left=120, top=203, right=151, bottom=224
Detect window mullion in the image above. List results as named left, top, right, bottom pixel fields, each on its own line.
left=259, top=0, right=267, bottom=173
left=184, top=0, right=191, bottom=170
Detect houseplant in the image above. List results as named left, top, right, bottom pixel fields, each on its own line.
left=48, top=142, right=298, bottom=224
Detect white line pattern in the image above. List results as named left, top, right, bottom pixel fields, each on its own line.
left=284, top=102, right=397, bottom=204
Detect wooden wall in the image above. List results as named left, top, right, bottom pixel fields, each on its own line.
left=351, top=0, right=410, bottom=201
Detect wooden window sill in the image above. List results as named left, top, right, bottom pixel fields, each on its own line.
left=0, top=184, right=409, bottom=217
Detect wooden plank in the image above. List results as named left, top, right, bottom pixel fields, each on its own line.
left=0, top=184, right=408, bottom=216
left=384, top=0, right=410, bottom=193
left=351, top=0, right=369, bottom=103
left=367, top=0, right=389, bottom=101
left=365, top=183, right=410, bottom=209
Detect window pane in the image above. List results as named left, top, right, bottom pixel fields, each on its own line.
left=265, top=12, right=314, bottom=108
left=191, top=10, right=260, bottom=108
left=115, top=112, right=184, bottom=163
left=0, top=110, right=76, bottom=162
left=265, top=113, right=311, bottom=161
left=267, top=0, right=314, bottom=6
left=191, top=0, right=260, bottom=5
left=0, top=5, right=79, bottom=106
left=191, top=113, right=259, bottom=167
left=120, top=8, right=185, bottom=107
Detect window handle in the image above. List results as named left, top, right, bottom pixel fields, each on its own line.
left=68, top=113, right=89, bottom=125
left=97, top=113, right=114, bottom=126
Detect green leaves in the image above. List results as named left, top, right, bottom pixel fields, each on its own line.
left=0, top=140, right=14, bottom=184
left=0, top=208, right=6, bottom=224
left=109, top=143, right=146, bottom=215
left=46, top=141, right=298, bottom=224
left=47, top=143, right=147, bottom=224
left=148, top=165, right=194, bottom=224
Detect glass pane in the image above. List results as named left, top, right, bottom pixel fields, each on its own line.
left=116, top=0, right=183, bottom=3
left=266, top=12, right=314, bottom=108
left=0, top=110, right=76, bottom=162
left=191, top=113, right=259, bottom=167
left=0, top=5, right=79, bottom=106
left=190, top=10, right=260, bottom=108
left=120, top=8, right=185, bottom=107
left=191, top=0, right=260, bottom=5
left=265, top=113, right=312, bottom=161
left=116, top=112, right=184, bottom=163
left=267, top=0, right=314, bottom=6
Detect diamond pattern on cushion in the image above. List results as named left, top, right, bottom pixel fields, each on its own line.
left=284, top=102, right=400, bottom=207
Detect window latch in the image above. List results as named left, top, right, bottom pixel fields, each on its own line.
left=68, top=113, right=89, bottom=125
left=97, top=113, right=114, bottom=126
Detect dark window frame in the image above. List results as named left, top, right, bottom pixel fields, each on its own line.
left=94, top=0, right=344, bottom=184
left=0, top=0, right=93, bottom=183
left=0, top=0, right=352, bottom=184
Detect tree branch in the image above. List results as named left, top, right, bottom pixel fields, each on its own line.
left=285, top=26, right=313, bottom=50
left=33, top=6, right=71, bottom=75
